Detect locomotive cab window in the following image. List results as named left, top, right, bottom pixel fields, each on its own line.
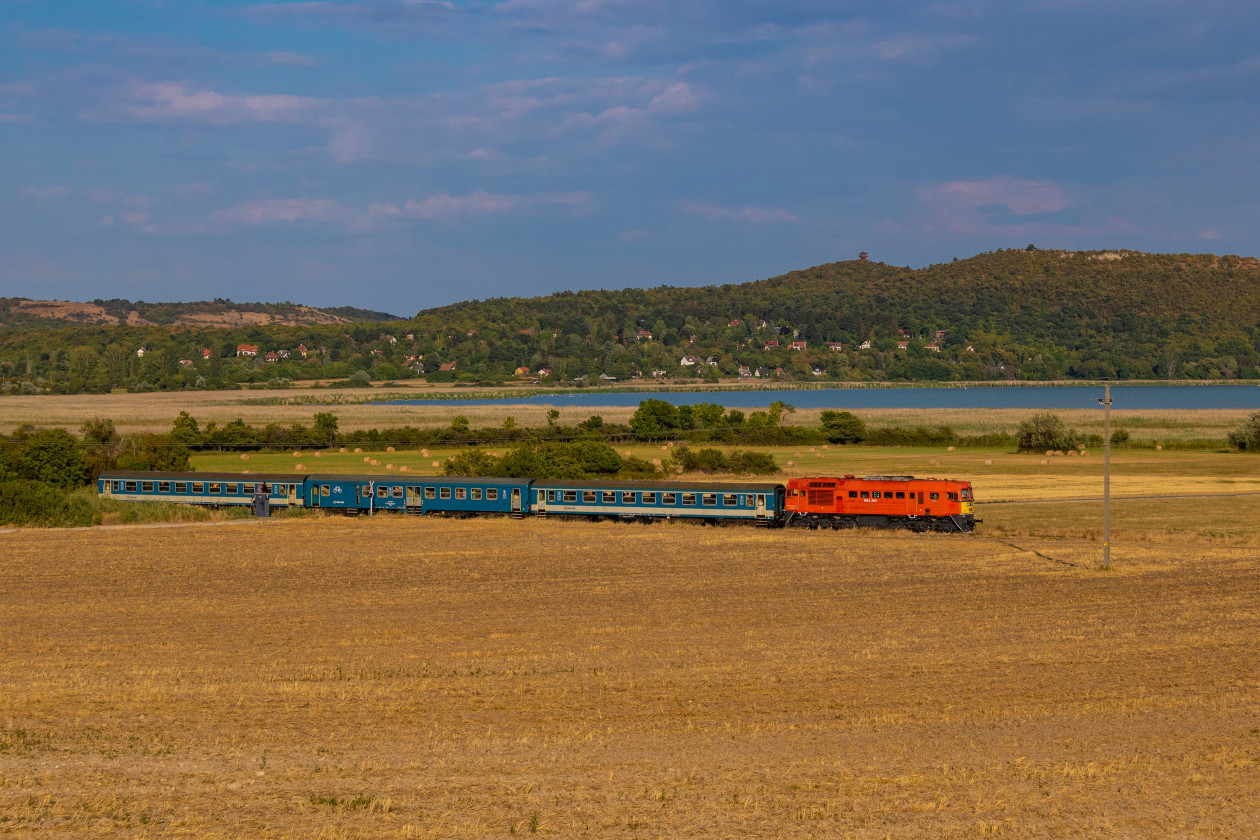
left=960, top=488, right=972, bottom=500
left=930, top=492, right=939, bottom=501
left=947, top=492, right=958, bottom=501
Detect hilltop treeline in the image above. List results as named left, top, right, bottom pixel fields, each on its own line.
left=4, top=249, right=1260, bottom=394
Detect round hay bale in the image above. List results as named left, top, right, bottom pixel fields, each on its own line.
left=385, top=464, right=395, bottom=471
left=662, top=445, right=670, bottom=451
left=815, top=453, right=823, bottom=458
left=1081, top=451, right=1090, bottom=457
left=432, top=461, right=441, bottom=468
left=794, top=451, right=802, bottom=457
left=364, top=456, right=372, bottom=463
left=242, top=469, right=251, bottom=474
left=240, top=454, right=249, bottom=460
left=651, top=458, right=662, bottom=467
left=1045, top=450, right=1055, bottom=457
left=354, top=447, right=363, bottom=454
left=399, top=465, right=410, bottom=472
left=1068, top=449, right=1079, bottom=456
left=293, top=451, right=301, bottom=457
left=1155, top=444, right=1163, bottom=451
left=947, top=446, right=955, bottom=452
left=929, top=459, right=939, bottom=466
left=809, top=447, right=817, bottom=453
left=786, top=460, right=796, bottom=467
left=313, top=451, right=322, bottom=457
left=1040, top=459, right=1049, bottom=465
left=371, top=459, right=381, bottom=466
left=984, top=459, right=994, bottom=466
left=625, top=450, right=633, bottom=457
left=295, top=464, right=306, bottom=471
left=421, top=449, right=430, bottom=457
left=386, top=446, right=395, bottom=453
left=339, top=447, right=347, bottom=453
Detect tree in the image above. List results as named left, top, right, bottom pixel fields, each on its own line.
left=630, top=399, right=680, bottom=440
left=1016, top=411, right=1077, bottom=451
left=19, top=428, right=88, bottom=488
left=820, top=410, right=867, bottom=444
left=1228, top=411, right=1260, bottom=451
left=312, top=412, right=340, bottom=446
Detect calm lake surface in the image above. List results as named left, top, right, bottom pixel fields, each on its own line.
left=381, top=384, right=1260, bottom=411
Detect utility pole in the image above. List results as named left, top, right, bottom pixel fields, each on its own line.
left=1099, top=379, right=1112, bottom=569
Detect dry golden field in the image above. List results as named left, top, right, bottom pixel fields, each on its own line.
left=2, top=516, right=1258, bottom=838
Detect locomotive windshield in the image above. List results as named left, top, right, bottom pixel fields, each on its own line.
left=960, top=487, right=972, bottom=500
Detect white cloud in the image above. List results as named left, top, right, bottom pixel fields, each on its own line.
left=678, top=199, right=796, bottom=223
left=214, top=198, right=349, bottom=225
left=23, top=186, right=68, bottom=200
left=123, top=82, right=320, bottom=124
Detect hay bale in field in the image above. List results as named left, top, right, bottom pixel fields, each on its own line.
left=295, top=464, right=306, bottom=471
left=1068, top=449, right=1079, bottom=457
left=1045, top=450, right=1055, bottom=457
left=313, top=451, right=322, bottom=457
left=1040, top=459, right=1049, bottom=465
left=399, top=465, right=410, bottom=473
left=242, top=469, right=251, bottom=474
left=354, top=447, right=362, bottom=454
left=823, top=444, right=830, bottom=450
left=1155, top=444, right=1163, bottom=451
left=240, top=454, right=249, bottom=460
left=432, top=461, right=441, bottom=468
left=651, top=458, right=662, bottom=467
left=815, top=453, right=823, bottom=458
left=625, top=450, right=633, bottom=457
left=385, top=464, right=395, bottom=471
left=386, top=446, right=395, bottom=453
left=370, top=459, right=381, bottom=466
left=794, top=451, right=802, bottom=457
left=421, top=449, right=430, bottom=457
left=786, top=460, right=796, bottom=467
left=984, top=459, right=994, bottom=465
left=293, top=451, right=301, bottom=457
left=662, top=445, right=670, bottom=451
left=339, top=447, right=347, bottom=453
left=947, top=446, right=955, bottom=452
left=1081, top=451, right=1090, bottom=457
left=930, top=459, right=939, bottom=466
left=809, top=447, right=817, bottom=453
left=364, top=456, right=372, bottom=463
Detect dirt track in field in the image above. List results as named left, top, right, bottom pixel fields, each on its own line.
left=1, top=517, right=1257, bottom=838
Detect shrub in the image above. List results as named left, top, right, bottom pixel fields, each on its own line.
left=819, top=410, right=867, bottom=444
left=1227, top=411, right=1260, bottom=451
left=0, top=480, right=97, bottom=527
left=1016, top=412, right=1079, bottom=452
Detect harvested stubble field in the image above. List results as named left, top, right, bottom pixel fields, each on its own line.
left=2, top=517, right=1257, bottom=838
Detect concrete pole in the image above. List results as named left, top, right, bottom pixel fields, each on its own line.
left=1102, top=379, right=1111, bottom=569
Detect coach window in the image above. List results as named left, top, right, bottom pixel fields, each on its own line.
left=563, top=490, right=577, bottom=503
left=455, top=488, right=466, bottom=500
left=487, top=488, right=498, bottom=500
left=930, top=492, right=939, bottom=501
left=142, top=481, right=155, bottom=493
left=424, top=487, right=436, bottom=499
left=622, top=491, right=636, bottom=504
left=175, top=482, right=187, bottom=493
left=583, top=491, right=597, bottom=503
left=471, top=488, right=482, bottom=501
left=112, top=481, right=123, bottom=492
left=210, top=483, right=222, bottom=494
left=243, top=483, right=254, bottom=494
left=663, top=493, right=677, bottom=505
left=643, top=492, right=657, bottom=505
left=377, top=485, right=388, bottom=498
left=193, top=482, right=205, bottom=494
left=602, top=491, right=617, bottom=504
left=321, top=484, right=330, bottom=497
left=440, top=487, right=451, bottom=499
left=225, top=483, right=237, bottom=494
left=125, top=480, right=139, bottom=492
left=548, top=490, right=558, bottom=502
left=722, top=494, right=736, bottom=506
left=394, top=486, right=405, bottom=498
left=159, top=481, right=171, bottom=493
left=702, top=493, right=717, bottom=506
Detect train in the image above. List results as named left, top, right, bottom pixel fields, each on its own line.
left=98, top=470, right=979, bottom=532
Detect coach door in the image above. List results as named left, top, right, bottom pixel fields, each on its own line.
left=406, top=485, right=421, bottom=511
left=288, top=484, right=297, bottom=505
left=511, top=488, right=522, bottom=515
left=755, top=493, right=767, bottom=520
left=536, top=489, right=547, bottom=515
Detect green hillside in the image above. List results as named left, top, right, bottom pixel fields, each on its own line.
left=3, top=249, right=1259, bottom=394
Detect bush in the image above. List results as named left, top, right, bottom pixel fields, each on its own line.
left=671, top=447, right=779, bottom=475
left=1228, top=411, right=1260, bottom=451
left=1016, top=412, right=1079, bottom=452
left=820, top=410, right=867, bottom=444
left=0, top=480, right=97, bottom=527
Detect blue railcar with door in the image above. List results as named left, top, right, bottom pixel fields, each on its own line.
left=531, top=479, right=784, bottom=524
left=98, top=470, right=305, bottom=508
left=304, top=474, right=531, bottom=517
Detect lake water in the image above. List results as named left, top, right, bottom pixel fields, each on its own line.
left=380, top=384, right=1260, bottom=411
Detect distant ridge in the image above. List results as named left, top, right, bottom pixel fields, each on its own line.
left=0, top=298, right=404, bottom=329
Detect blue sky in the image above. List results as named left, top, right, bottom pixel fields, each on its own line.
left=2, top=0, right=1258, bottom=314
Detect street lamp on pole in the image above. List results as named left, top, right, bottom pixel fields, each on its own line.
left=1098, top=379, right=1112, bottom=569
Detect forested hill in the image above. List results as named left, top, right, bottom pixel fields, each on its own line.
left=3, top=249, right=1260, bottom=394
left=0, top=298, right=401, bottom=329
left=409, top=249, right=1260, bottom=380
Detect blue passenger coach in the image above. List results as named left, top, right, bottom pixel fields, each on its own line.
left=98, top=471, right=304, bottom=507
left=532, top=479, right=783, bottom=524
left=304, top=475, right=530, bottom=516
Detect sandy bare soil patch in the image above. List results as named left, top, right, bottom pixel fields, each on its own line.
left=1, top=518, right=1257, bottom=837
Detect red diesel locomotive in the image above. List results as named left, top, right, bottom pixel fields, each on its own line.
left=784, top=475, right=978, bottom=532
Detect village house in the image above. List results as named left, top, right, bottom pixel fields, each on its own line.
left=827, top=342, right=843, bottom=352
left=754, top=366, right=772, bottom=378
left=201, top=348, right=212, bottom=360
left=537, top=367, right=552, bottom=377
left=764, top=340, right=779, bottom=349
left=297, top=343, right=308, bottom=358
left=728, top=319, right=742, bottom=327
left=636, top=329, right=653, bottom=340
left=439, top=361, right=457, bottom=372
left=705, top=356, right=719, bottom=366
left=896, top=341, right=909, bottom=351
left=599, top=373, right=617, bottom=382
left=652, top=370, right=668, bottom=378
left=925, top=343, right=941, bottom=352
left=178, top=359, right=194, bottom=367
left=790, top=340, right=807, bottom=351
left=738, top=365, right=752, bottom=378
left=264, top=351, right=278, bottom=363
left=236, top=344, right=259, bottom=357
left=812, top=364, right=824, bottom=376
left=680, top=355, right=701, bottom=366
left=859, top=340, right=872, bottom=350
left=514, top=366, right=531, bottom=376
left=135, top=347, right=146, bottom=358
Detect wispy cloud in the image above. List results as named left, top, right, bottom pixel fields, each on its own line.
left=23, top=186, right=68, bottom=200
left=0, top=113, right=34, bottom=123
left=678, top=199, right=796, bottom=223
left=371, top=190, right=593, bottom=220
left=123, top=82, right=320, bottom=124
left=214, top=198, right=349, bottom=225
